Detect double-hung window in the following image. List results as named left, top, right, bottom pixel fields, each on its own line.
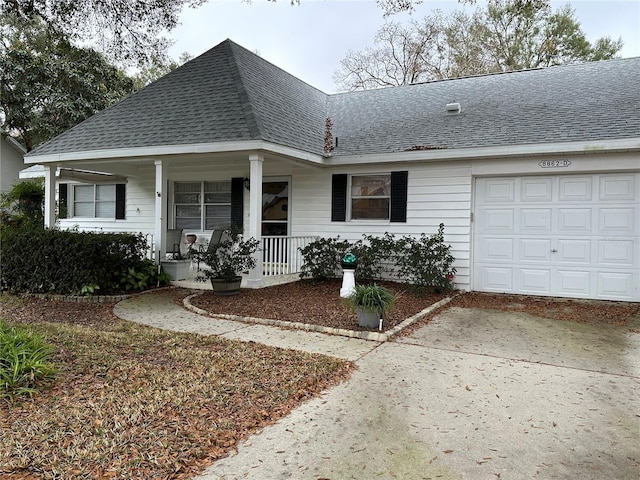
left=73, top=184, right=116, bottom=218
left=331, top=171, right=408, bottom=223
left=174, top=181, right=231, bottom=231
left=350, top=174, right=391, bottom=220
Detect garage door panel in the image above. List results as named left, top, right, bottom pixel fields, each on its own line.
left=482, top=179, right=515, bottom=203
left=520, top=208, right=552, bottom=232
left=478, top=209, right=514, bottom=233
left=482, top=238, right=514, bottom=261
left=557, top=239, right=591, bottom=264
left=556, top=270, right=591, bottom=297
left=599, top=208, right=635, bottom=234
left=559, top=177, right=593, bottom=201
left=597, top=239, right=634, bottom=266
left=482, top=266, right=513, bottom=291
left=596, top=272, right=635, bottom=300
left=518, top=268, right=551, bottom=294
left=519, top=238, right=551, bottom=262
left=521, top=177, right=552, bottom=202
left=558, top=208, right=592, bottom=233
left=600, top=175, right=635, bottom=201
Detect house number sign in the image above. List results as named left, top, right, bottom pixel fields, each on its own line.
left=539, top=159, right=571, bottom=168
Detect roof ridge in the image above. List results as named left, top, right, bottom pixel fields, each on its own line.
left=224, top=41, right=263, bottom=140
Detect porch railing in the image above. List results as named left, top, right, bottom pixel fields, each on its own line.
left=262, top=235, right=317, bottom=276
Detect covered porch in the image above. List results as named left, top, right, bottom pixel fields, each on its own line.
left=38, top=148, right=325, bottom=288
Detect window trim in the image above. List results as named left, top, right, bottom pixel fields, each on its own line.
left=331, top=171, right=407, bottom=223
left=173, top=180, right=240, bottom=232
left=68, top=183, right=125, bottom=219
left=348, top=173, right=392, bottom=221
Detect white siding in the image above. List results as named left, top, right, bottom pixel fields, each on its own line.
left=291, top=161, right=473, bottom=290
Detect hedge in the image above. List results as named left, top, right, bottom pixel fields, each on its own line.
left=0, top=227, right=165, bottom=295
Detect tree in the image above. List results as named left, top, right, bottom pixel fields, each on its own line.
left=2, top=0, right=206, bottom=66
left=334, top=0, right=623, bottom=91
left=0, top=14, right=135, bottom=151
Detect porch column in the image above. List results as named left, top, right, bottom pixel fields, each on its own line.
left=154, top=159, right=168, bottom=264
left=43, top=164, right=56, bottom=228
left=247, top=153, right=263, bottom=287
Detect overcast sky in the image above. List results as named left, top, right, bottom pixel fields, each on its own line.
left=168, top=0, right=640, bottom=93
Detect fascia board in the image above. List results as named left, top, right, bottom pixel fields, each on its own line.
left=25, top=140, right=326, bottom=166
left=325, top=138, right=640, bottom=166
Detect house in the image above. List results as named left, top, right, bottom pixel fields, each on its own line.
left=1, top=132, right=26, bottom=193
left=24, top=40, right=640, bottom=301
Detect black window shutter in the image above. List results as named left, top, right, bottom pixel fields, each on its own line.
left=115, top=184, right=126, bottom=219
left=331, top=174, right=347, bottom=222
left=390, top=171, right=408, bottom=223
left=230, top=177, right=244, bottom=229
left=58, top=183, right=68, bottom=219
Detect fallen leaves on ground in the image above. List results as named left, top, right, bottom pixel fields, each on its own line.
left=0, top=295, right=354, bottom=479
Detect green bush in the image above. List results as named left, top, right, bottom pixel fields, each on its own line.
left=0, top=321, right=57, bottom=402
left=0, top=226, right=168, bottom=295
left=299, top=225, right=456, bottom=292
left=298, top=236, right=351, bottom=283
left=395, top=224, right=456, bottom=294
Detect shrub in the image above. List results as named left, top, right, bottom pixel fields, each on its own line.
left=0, top=227, right=168, bottom=295
left=395, top=223, right=456, bottom=294
left=345, top=283, right=396, bottom=315
left=299, top=225, right=456, bottom=292
left=299, top=236, right=351, bottom=283
left=0, top=321, right=57, bottom=402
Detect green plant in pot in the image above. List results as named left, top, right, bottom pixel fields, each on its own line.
left=194, top=226, right=260, bottom=296
left=346, top=283, right=396, bottom=329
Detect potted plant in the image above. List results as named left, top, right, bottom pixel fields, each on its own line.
left=194, top=227, right=260, bottom=296
left=160, top=251, right=192, bottom=281
left=345, top=283, right=396, bottom=328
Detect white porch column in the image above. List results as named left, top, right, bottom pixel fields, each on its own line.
left=247, top=153, right=263, bottom=287
left=154, top=159, right=168, bottom=264
left=43, top=164, right=56, bottom=228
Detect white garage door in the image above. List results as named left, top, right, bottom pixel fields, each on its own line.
left=473, top=173, right=639, bottom=301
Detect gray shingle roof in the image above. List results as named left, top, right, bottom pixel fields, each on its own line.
left=27, top=40, right=640, bottom=159
left=329, top=57, right=640, bottom=156
left=29, top=40, right=329, bottom=157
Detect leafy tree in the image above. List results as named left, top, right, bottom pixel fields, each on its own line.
left=2, top=0, right=206, bottom=65
left=334, top=0, right=623, bottom=91
left=0, top=14, right=135, bottom=151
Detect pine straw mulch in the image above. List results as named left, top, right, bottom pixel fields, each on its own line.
left=0, top=293, right=354, bottom=480
left=188, top=279, right=450, bottom=332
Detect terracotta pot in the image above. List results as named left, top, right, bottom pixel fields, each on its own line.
left=186, top=234, right=197, bottom=244
left=210, top=276, right=242, bottom=296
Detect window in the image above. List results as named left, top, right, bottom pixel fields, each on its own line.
left=72, top=184, right=118, bottom=218
left=174, top=181, right=231, bottom=230
left=331, top=171, right=407, bottom=223
left=350, top=175, right=391, bottom=220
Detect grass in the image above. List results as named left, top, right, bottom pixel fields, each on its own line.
left=0, top=295, right=354, bottom=479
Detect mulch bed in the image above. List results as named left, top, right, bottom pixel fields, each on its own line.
left=188, top=279, right=450, bottom=332
left=187, top=282, right=640, bottom=335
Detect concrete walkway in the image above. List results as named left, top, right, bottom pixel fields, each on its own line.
left=114, top=291, right=640, bottom=480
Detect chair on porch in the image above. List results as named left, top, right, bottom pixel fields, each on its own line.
left=166, top=228, right=183, bottom=258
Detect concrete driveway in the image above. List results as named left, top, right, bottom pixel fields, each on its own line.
left=197, top=306, right=640, bottom=480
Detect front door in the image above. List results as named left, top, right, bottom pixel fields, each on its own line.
left=261, top=181, right=289, bottom=236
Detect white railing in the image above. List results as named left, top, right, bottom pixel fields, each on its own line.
left=262, top=235, right=318, bottom=276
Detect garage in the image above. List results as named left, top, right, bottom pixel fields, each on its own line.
left=473, top=173, right=639, bottom=301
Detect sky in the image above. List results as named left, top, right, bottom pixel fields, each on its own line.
left=168, top=0, right=640, bottom=93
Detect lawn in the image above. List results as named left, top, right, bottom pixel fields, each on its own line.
left=0, top=294, right=354, bottom=479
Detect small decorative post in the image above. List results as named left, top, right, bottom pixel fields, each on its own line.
left=340, top=252, right=358, bottom=298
